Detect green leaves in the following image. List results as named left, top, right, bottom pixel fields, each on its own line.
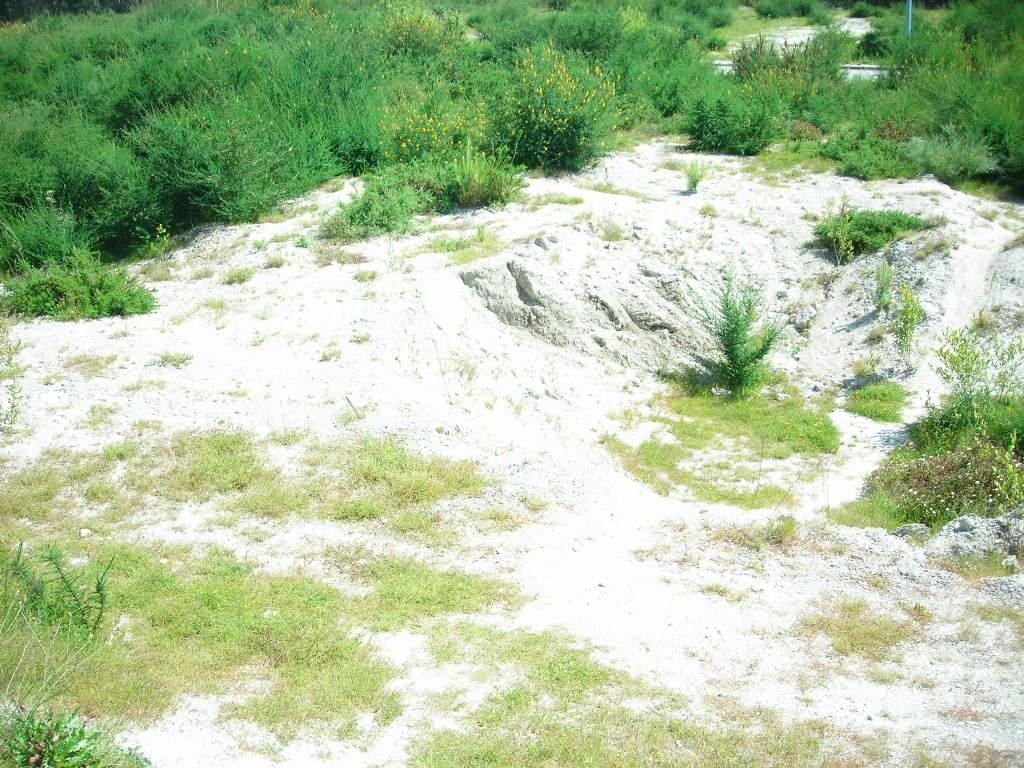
left=694, top=276, right=780, bottom=396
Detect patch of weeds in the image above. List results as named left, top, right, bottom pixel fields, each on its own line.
left=867, top=324, right=888, bottom=344
left=0, top=449, right=111, bottom=521
left=149, top=352, right=191, bottom=369
left=190, top=266, right=214, bottom=280
left=80, top=404, right=117, bottom=429
left=123, top=379, right=165, bottom=394
left=814, top=206, right=929, bottom=263
left=699, top=203, right=718, bottom=217
left=971, top=603, right=1024, bottom=645
left=521, top=496, right=549, bottom=513
left=0, top=709, right=148, bottom=768
left=700, top=582, right=746, bottom=602
left=417, top=622, right=831, bottom=767
left=343, top=436, right=485, bottom=512
left=354, top=269, right=378, bottom=282
left=827, top=490, right=903, bottom=530
left=295, top=235, right=309, bottom=248
left=268, top=428, right=304, bottom=447
left=426, top=226, right=501, bottom=265
left=132, top=430, right=268, bottom=502
left=597, top=218, right=625, bottom=242
left=845, top=381, right=910, bottom=422
left=201, top=298, right=228, bottom=316
left=916, top=235, right=952, bottom=260
left=65, top=354, right=115, bottom=378
left=604, top=386, right=837, bottom=508
left=320, top=346, right=341, bottom=362
left=263, top=255, right=285, bottom=269
left=799, top=597, right=915, bottom=661
left=582, top=181, right=650, bottom=200
left=222, top=267, right=254, bottom=285
left=937, top=552, right=1016, bottom=580
left=336, top=553, right=517, bottom=632
left=140, top=261, right=174, bottom=283
left=350, top=333, right=371, bottom=344
left=682, top=159, right=708, bottom=192
left=528, top=192, right=583, bottom=208
left=717, top=515, right=799, bottom=551
left=475, top=507, right=527, bottom=532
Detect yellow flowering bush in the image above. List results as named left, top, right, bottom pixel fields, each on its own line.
left=496, top=45, right=616, bottom=171
left=380, top=97, right=487, bottom=164
left=376, top=0, right=463, bottom=57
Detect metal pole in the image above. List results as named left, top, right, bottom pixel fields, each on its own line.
left=906, top=0, right=913, bottom=38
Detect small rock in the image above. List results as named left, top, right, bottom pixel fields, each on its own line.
left=533, top=237, right=549, bottom=250
left=954, top=516, right=977, bottom=532
left=79, top=527, right=92, bottom=538
left=892, top=524, right=930, bottom=540
left=1002, top=555, right=1019, bottom=572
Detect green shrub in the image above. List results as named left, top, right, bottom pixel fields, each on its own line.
left=495, top=45, right=616, bottom=171
left=441, top=146, right=524, bottom=209
left=322, top=172, right=431, bottom=243
left=322, top=151, right=522, bottom=242
left=376, top=0, right=464, bottom=57
left=0, top=710, right=149, bottom=768
left=753, top=0, right=828, bottom=20
left=892, top=284, right=926, bottom=360
left=3, top=543, right=112, bottom=638
left=845, top=380, right=909, bottom=422
left=904, top=126, right=1000, bottom=184
left=867, top=440, right=1024, bottom=529
left=683, top=159, right=709, bottom=192
left=0, top=205, right=82, bottom=272
left=823, top=130, right=920, bottom=181
left=688, top=95, right=779, bottom=156
left=912, top=326, right=1024, bottom=452
left=814, top=207, right=929, bottom=261
left=875, top=260, right=893, bottom=312
left=3, top=250, right=155, bottom=320
left=693, top=276, right=781, bottom=395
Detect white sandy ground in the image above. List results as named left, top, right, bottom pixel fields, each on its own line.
left=4, top=142, right=1024, bottom=767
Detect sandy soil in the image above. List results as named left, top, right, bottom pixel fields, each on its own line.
left=5, top=142, right=1024, bottom=767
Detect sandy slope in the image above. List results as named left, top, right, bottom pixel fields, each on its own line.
left=5, top=143, right=1024, bottom=766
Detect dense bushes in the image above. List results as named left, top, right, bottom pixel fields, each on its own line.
left=0, top=0, right=1022, bottom=319
left=496, top=45, right=616, bottom=171
left=688, top=95, right=779, bottom=155
left=3, top=250, right=155, bottom=320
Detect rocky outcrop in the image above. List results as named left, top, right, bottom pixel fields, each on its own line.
left=923, top=506, right=1024, bottom=571
left=459, top=256, right=698, bottom=371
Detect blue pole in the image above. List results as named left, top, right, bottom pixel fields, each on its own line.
left=906, top=0, right=913, bottom=38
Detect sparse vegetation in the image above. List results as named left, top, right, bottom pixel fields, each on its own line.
left=717, top=515, right=799, bottom=551
left=597, top=218, right=625, bottom=242
left=800, top=597, right=915, bottom=661
left=683, top=159, right=709, bottom=192
left=874, top=260, right=893, bottom=313
left=222, top=267, right=254, bottom=285
left=150, top=352, right=191, bottom=369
